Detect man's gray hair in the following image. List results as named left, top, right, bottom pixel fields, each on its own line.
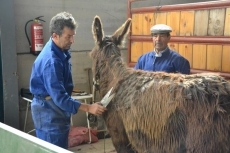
left=49, top=12, right=78, bottom=36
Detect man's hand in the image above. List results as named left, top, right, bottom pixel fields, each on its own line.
left=79, top=102, right=107, bottom=115
left=88, top=102, right=107, bottom=115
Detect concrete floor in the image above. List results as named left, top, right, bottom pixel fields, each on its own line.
left=68, top=138, right=116, bottom=153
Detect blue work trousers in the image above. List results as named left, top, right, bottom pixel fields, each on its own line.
left=31, top=96, right=71, bottom=149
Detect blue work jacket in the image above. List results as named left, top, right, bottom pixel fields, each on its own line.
left=135, top=48, right=190, bottom=74
left=30, top=38, right=81, bottom=115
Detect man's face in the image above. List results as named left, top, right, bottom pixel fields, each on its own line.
left=152, top=33, right=170, bottom=52
left=53, top=27, right=76, bottom=50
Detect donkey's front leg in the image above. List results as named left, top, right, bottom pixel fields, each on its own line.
left=106, top=114, right=137, bottom=153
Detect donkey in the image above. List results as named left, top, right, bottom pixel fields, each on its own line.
left=90, top=15, right=230, bottom=153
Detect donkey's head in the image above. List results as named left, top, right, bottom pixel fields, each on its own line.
left=91, top=15, right=131, bottom=57
left=90, top=16, right=131, bottom=91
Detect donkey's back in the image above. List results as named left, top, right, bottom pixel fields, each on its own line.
left=117, top=72, right=230, bottom=153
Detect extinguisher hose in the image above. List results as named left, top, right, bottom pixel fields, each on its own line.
left=25, top=19, right=33, bottom=50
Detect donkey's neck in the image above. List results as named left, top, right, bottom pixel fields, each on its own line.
left=99, top=55, right=129, bottom=95
left=108, top=55, right=129, bottom=77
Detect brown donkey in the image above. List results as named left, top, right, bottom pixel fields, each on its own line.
left=90, top=15, right=230, bottom=153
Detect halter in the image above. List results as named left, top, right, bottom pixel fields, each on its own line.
left=92, top=60, right=100, bottom=102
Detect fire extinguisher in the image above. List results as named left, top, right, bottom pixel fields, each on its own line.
left=25, top=16, right=45, bottom=55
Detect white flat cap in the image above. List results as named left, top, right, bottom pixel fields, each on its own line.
left=150, top=24, right=172, bottom=34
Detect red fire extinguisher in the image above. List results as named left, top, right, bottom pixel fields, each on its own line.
left=25, top=16, right=45, bottom=55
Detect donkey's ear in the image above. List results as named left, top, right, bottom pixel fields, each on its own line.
left=112, top=18, right=131, bottom=46
left=92, top=15, right=104, bottom=45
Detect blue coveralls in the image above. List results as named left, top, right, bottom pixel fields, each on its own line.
left=135, top=47, right=190, bottom=74
left=30, top=38, right=81, bottom=149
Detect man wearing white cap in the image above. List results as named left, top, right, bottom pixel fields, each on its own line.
left=134, top=24, right=190, bottom=74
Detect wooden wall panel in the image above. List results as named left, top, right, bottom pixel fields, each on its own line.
left=179, top=44, right=193, bottom=66
left=192, top=44, right=207, bottom=69
left=208, top=9, right=225, bottom=36
left=131, top=42, right=143, bottom=62
left=154, top=12, right=167, bottom=24
left=168, top=43, right=179, bottom=52
left=132, top=14, right=143, bottom=35
left=180, top=11, right=195, bottom=36
left=222, top=45, right=230, bottom=72
left=167, top=12, right=180, bottom=36
left=207, top=45, right=222, bottom=71
left=142, top=13, right=154, bottom=35
left=128, top=1, right=230, bottom=78
left=224, top=8, right=230, bottom=36
left=143, top=42, right=153, bottom=54
left=194, top=10, right=209, bottom=36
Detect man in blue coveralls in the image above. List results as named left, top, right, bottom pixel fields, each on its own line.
left=135, top=24, right=190, bottom=74
left=30, top=12, right=107, bottom=149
